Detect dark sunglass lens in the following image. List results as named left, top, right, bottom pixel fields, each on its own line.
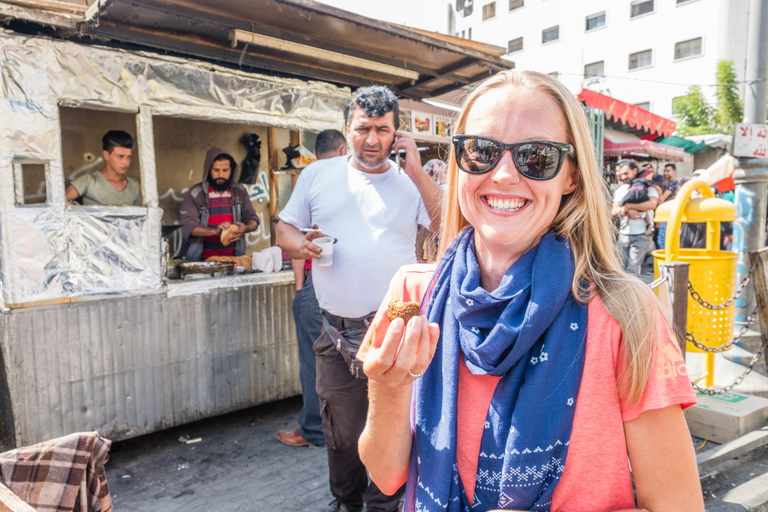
left=516, top=143, right=560, bottom=179
left=459, top=138, right=499, bottom=173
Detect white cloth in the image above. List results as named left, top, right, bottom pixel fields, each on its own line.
left=613, top=183, right=659, bottom=235
left=279, top=155, right=431, bottom=318
left=251, top=246, right=282, bottom=273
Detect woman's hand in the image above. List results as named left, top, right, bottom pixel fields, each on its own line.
left=363, top=315, right=440, bottom=388
left=359, top=314, right=439, bottom=494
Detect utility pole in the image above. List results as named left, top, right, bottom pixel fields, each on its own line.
left=733, top=0, right=768, bottom=327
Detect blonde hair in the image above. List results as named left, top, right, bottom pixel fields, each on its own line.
left=439, top=70, right=660, bottom=402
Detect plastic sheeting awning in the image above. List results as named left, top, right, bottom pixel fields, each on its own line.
left=604, top=128, right=685, bottom=161
left=62, top=0, right=514, bottom=100
left=578, top=88, right=676, bottom=138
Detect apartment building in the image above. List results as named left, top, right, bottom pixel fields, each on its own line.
left=449, top=0, right=749, bottom=120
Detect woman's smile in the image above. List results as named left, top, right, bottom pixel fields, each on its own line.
left=483, top=195, right=528, bottom=213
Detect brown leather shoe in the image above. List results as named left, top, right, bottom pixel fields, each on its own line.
left=277, top=429, right=310, bottom=447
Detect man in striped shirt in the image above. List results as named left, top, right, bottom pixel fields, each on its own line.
left=180, top=148, right=260, bottom=261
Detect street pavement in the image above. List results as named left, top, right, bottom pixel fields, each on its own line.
left=107, top=396, right=333, bottom=512
left=104, top=254, right=768, bottom=511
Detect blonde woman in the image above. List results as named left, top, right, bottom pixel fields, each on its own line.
left=357, top=70, right=703, bottom=512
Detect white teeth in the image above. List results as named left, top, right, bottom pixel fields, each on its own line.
left=486, top=196, right=525, bottom=211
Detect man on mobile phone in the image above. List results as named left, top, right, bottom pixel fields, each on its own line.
left=277, top=86, right=441, bottom=512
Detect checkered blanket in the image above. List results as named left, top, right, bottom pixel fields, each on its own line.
left=0, top=432, right=112, bottom=512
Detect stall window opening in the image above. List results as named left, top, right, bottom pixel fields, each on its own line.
left=13, top=161, right=48, bottom=205
left=59, top=107, right=143, bottom=207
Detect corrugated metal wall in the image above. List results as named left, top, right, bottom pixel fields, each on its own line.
left=0, top=279, right=299, bottom=448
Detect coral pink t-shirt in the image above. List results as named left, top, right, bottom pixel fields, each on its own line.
left=457, top=297, right=695, bottom=511
left=360, top=265, right=696, bottom=512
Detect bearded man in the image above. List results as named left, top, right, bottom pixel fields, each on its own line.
left=180, top=147, right=259, bottom=261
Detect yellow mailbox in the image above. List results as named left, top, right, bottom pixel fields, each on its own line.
left=652, top=178, right=737, bottom=387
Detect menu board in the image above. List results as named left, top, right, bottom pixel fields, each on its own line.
left=410, top=111, right=433, bottom=136
left=398, top=110, right=412, bottom=133
left=434, top=114, right=453, bottom=138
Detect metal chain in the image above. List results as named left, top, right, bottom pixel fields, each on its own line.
left=688, top=262, right=756, bottom=310
left=685, top=307, right=759, bottom=353
left=693, top=336, right=767, bottom=395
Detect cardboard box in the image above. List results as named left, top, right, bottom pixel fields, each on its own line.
left=685, top=391, right=768, bottom=444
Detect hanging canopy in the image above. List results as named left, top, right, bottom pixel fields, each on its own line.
left=578, top=89, right=676, bottom=138
left=603, top=129, right=685, bottom=161
left=655, top=136, right=709, bottom=154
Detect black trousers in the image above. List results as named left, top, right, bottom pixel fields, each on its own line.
left=314, top=320, right=405, bottom=512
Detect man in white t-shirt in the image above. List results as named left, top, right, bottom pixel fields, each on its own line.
left=277, top=85, right=441, bottom=512
left=611, top=159, right=659, bottom=276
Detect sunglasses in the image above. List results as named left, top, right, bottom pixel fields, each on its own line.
left=452, top=135, right=575, bottom=180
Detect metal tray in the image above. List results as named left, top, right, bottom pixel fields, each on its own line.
left=179, top=261, right=236, bottom=277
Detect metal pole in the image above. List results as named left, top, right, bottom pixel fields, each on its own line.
left=657, top=261, right=690, bottom=355
left=743, top=0, right=768, bottom=124
left=733, top=0, right=768, bottom=326
left=748, top=248, right=768, bottom=372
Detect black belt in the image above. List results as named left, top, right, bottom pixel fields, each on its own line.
left=322, top=310, right=375, bottom=330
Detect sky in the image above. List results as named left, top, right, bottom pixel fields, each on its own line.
left=317, top=0, right=448, bottom=34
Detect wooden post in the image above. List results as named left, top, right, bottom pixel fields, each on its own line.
left=748, top=248, right=768, bottom=373
left=290, top=131, right=301, bottom=189
left=657, top=261, right=690, bottom=355
left=267, top=127, right=279, bottom=246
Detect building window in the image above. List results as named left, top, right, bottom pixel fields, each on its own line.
left=509, top=0, right=524, bottom=11
left=548, top=71, right=560, bottom=78
left=634, top=101, right=651, bottom=111
left=630, top=0, right=654, bottom=18
left=584, top=61, right=605, bottom=78
left=586, top=12, right=606, bottom=31
left=461, top=29, right=466, bottom=38
left=542, top=26, right=559, bottom=44
left=507, top=37, right=523, bottom=53
left=675, top=37, right=703, bottom=60
left=13, top=161, right=48, bottom=205
left=676, top=0, right=695, bottom=4
left=483, top=2, right=496, bottom=20
left=628, top=49, right=653, bottom=70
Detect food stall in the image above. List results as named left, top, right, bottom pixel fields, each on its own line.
left=0, top=31, right=348, bottom=449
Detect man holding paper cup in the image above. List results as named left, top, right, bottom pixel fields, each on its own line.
left=180, top=147, right=260, bottom=261
left=277, top=86, right=441, bottom=512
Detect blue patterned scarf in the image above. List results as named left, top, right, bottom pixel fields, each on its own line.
left=406, top=227, right=588, bottom=512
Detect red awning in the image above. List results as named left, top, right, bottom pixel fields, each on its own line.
left=577, top=89, right=676, bottom=138
left=603, top=139, right=685, bottom=161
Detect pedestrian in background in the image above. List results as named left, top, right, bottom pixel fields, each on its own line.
left=656, top=163, right=681, bottom=249
left=416, top=158, right=447, bottom=263
left=612, top=159, right=659, bottom=276
left=277, top=129, right=347, bottom=448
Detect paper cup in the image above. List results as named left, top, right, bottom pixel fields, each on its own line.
left=314, top=237, right=334, bottom=266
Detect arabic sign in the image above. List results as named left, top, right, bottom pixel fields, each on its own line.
left=733, top=123, right=768, bottom=158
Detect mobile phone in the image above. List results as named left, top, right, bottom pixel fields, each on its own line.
left=394, top=136, right=400, bottom=169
